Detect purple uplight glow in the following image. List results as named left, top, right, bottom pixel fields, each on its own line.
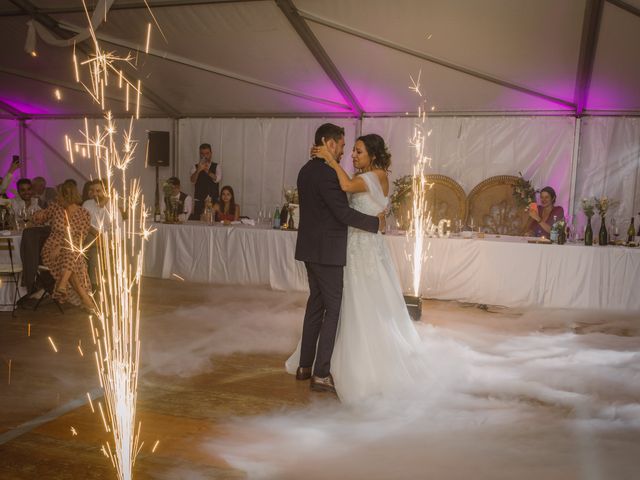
left=0, top=97, right=50, bottom=115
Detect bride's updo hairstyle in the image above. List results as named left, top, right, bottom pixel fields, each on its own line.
left=357, top=133, right=392, bottom=172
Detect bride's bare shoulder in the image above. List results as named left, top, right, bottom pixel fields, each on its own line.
left=372, top=169, right=389, bottom=195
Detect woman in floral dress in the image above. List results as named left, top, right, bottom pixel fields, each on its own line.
left=31, top=180, right=94, bottom=310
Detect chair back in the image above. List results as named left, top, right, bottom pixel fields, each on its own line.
left=0, top=237, right=18, bottom=272
left=393, top=175, right=466, bottom=230
left=466, top=175, right=528, bottom=235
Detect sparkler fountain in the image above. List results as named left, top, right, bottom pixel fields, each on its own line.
left=404, top=70, right=433, bottom=320
left=59, top=2, right=155, bottom=479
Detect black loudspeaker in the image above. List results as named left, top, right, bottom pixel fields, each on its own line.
left=146, top=131, right=170, bottom=167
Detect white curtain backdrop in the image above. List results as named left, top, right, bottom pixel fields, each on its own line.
left=177, top=118, right=358, bottom=218
left=575, top=116, right=640, bottom=235
left=25, top=118, right=174, bottom=203
left=362, top=116, right=576, bottom=215
left=5, top=115, right=640, bottom=233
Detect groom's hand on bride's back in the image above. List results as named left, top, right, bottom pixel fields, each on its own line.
left=378, top=213, right=386, bottom=233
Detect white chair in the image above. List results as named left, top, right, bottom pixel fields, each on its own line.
left=0, top=237, right=23, bottom=316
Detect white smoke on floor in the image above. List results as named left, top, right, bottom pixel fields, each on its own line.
left=140, top=288, right=639, bottom=480
left=140, top=286, right=307, bottom=377
left=122, top=283, right=640, bottom=479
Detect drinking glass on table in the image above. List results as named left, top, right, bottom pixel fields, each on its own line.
left=611, top=217, right=620, bottom=243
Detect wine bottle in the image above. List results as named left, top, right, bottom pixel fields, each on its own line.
left=154, top=204, right=161, bottom=222
left=627, top=217, right=636, bottom=243
left=273, top=206, right=281, bottom=229
left=280, top=204, right=289, bottom=227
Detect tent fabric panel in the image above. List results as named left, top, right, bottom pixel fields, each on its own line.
left=124, top=52, right=352, bottom=115
left=588, top=2, right=640, bottom=111
left=51, top=1, right=347, bottom=105
left=309, top=22, right=573, bottom=113
left=297, top=0, right=585, bottom=103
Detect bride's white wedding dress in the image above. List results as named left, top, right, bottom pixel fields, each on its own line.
left=286, top=171, right=426, bottom=403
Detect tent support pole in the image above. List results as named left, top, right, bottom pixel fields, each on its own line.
left=568, top=117, right=581, bottom=220
left=19, top=119, right=27, bottom=177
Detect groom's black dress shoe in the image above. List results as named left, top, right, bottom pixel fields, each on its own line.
left=296, top=366, right=312, bottom=380
left=310, top=374, right=336, bottom=394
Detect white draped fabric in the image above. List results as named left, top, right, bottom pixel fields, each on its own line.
left=144, top=222, right=640, bottom=311
left=2, top=116, right=639, bottom=232
left=363, top=116, right=576, bottom=214
left=574, top=116, right=640, bottom=234
left=176, top=117, right=358, bottom=218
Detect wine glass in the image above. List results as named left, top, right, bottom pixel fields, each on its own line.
left=469, top=216, right=475, bottom=231
left=611, top=217, right=620, bottom=243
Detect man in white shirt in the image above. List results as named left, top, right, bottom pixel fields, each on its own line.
left=32, top=176, right=57, bottom=209
left=189, top=143, right=221, bottom=219
left=162, top=176, right=193, bottom=220
left=82, top=180, right=123, bottom=290
left=10, top=178, right=41, bottom=215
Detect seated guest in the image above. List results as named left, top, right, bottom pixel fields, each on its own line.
left=31, top=180, right=93, bottom=310
left=162, top=176, right=193, bottom=220
left=82, top=179, right=96, bottom=203
left=524, top=186, right=565, bottom=237
left=10, top=178, right=41, bottom=215
left=214, top=185, right=240, bottom=222
left=32, top=176, right=58, bottom=208
left=82, top=180, right=122, bottom=291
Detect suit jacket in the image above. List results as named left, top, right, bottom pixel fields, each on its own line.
left=295, top=158, right=379, bottom=266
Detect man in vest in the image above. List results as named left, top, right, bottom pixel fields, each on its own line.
left=189, top=143, right=221, bottom=220
left=163, top=176, right=193, bottom=220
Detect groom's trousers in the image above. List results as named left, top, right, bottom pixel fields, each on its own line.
left=300, top=261, right=344, bottom=378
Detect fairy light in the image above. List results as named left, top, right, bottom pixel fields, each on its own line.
left=48, top=336, right=59, bottom=353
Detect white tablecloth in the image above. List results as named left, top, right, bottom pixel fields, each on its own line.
left=143, top=222, right=640, bottom=311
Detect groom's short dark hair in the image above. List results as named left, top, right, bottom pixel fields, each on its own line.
left=314, top=123, right=345, bottom=146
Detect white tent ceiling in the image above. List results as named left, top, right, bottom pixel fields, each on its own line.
left=0, top=0, right=639, bottom=119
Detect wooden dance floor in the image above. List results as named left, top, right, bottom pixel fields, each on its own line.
left=1, top=278, right=639, bottom=480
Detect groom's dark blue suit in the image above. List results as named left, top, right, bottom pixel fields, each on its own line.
left=295, top=158, right=379, bottom=377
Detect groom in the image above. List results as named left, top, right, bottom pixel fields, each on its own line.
left=294, top=123, right=384, bottom=394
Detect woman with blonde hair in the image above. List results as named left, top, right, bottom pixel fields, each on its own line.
left=31, top=180, right=94, bottom=310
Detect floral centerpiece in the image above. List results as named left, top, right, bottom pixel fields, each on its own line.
left=389, top=175, right=412, bottom=213
left=162, top=180, right=178, bottom=223
left=283, top=186, right=298, bottom=205
left=581, top=198, right=595, bottom=218
left=552, top=219, right=567, bottom=244
left=388, top=175, right=413, bottom=230
left=581, top=198, right=595, bottom=245
left=512, top=172, right=538, bottom=209
left=594, top=196, right=619, bottom=246
left=283, top=186, right=299, bottom=229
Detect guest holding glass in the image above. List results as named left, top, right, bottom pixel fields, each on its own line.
left=31, top=180, right=94, bottom=310
left=189, top=143, right=221, bottom=219
left=10, top=178, right=41, bottom=216
left=214, top=185, right=240, bottom=223
left=524, top=186, right=564, bottom=237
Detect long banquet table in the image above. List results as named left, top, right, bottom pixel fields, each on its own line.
left=143, top=221, right=640, bottom=311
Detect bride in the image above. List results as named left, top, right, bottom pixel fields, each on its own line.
left=286, top=134, right=426, bottom=404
